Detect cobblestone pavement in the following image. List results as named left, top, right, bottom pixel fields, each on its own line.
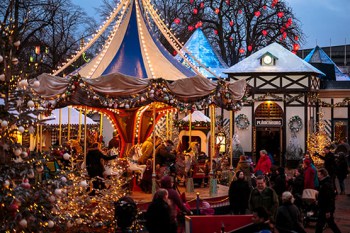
left=305, top=176, right=350, bottom=233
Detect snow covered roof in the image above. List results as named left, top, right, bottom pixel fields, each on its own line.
left=224, top=42, right=325, bottom=75
left=182, top=111, right=210, bottom=122
left=176, top=29, right=228, bottom=78
left=304, top=46, right=350, bottom=81
left=44, top=107, right=97, bottom=125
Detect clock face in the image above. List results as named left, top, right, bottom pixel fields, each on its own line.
left=263, top=55, right=272, bottom=65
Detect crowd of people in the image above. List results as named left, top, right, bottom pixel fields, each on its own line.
left=82, top=132, right=348, bottom=233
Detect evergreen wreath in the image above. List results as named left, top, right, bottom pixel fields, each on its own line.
left=235, top=114, right=250, bottom=130
left=288, top=115, right=303, bottom=132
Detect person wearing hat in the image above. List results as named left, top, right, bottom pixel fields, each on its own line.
left=108, top=131, right=120, bottom=150
left=275, top=191, right=306, bottom=233
left=303, top=158, right=315, bottom=190
left=236, top=155, right=253, bottom=186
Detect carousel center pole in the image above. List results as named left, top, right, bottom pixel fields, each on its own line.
left=152, top=106, right=157, bottom=195
left=229, top=110, right=234, bottom=183
left=209, top=105, right=217, bottom=196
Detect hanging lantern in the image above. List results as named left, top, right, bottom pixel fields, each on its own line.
left=35, top=45, right=41, bottom=55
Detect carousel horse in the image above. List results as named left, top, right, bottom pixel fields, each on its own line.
left=126, top=145, right=146, bottom=178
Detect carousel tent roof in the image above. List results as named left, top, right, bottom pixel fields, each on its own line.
left=44, top=107, right=97, bottom=125
left=224, top=42, right=325, bottom=75
left=304, top=46, right=350, bottom=81
left=72, top=0, right=195, bottom=80
left=30, top=73, right=246, bottom=110
left=181, top=111, right=211, bottom=122
left=176, top=29, right=228, bottom=78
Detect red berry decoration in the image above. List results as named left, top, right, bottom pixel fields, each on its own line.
left=173, top=18, right=180, bottom=24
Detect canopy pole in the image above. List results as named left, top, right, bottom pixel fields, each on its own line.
left=152, top=106, right=157, bottom=195
left=78, top=109, right=82, bottom=140
left=209, top=105, right=217, bottom=196
left=59, top=108, right=62, bottom=145
left=189, top=112, right=192, bottom=146
left=166, top=111, right=169, bottom=140
left=36, top=115, right=39, bottom=152
left=99, top=113, right=103, bottom=140
left=83, top=107, right=88, bottom=169
left=169, top=111, right=173, bottom=141
left=229, top=110, right=234, bottom=182
left=67, top=106, right=71, bottom=141
left=39, top=114, right=43, bottom=152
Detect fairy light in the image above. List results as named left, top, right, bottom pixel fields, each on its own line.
left=52, top=0, right=128, bottom=76
left=88, top=2, right=130, bottom=77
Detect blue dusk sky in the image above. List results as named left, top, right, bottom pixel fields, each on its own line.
left=72, top=0, right=350, bottom=49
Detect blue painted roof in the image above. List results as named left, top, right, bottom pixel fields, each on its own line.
left=304, top=46, right=350, bottom=81
left=177, top=28, right=227, bottom=78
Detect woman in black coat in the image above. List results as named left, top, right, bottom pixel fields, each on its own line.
left=336, top=152, right=349, bottom=194
left=228, top=170, right=251, bottom=214
left=145, top=189, right=177, bottom=233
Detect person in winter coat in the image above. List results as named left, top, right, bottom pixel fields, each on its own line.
left=229, top=170, right=251, bottom=214
left=86, top=142, right=118, bottom=190
left=249, top=175, right=279, bottom=220
left=317, top=146, right=337, bottom=193
left=303, top=158, right=316, bottom=190
left=289, top=168, right=304, bottom=209
left=275, top=191, right=306, bottom=233
left=145, top=189, right=176, bottom=233
left=235, top=155, right=253, bottom=187
left=336, top=152, right=349, bottom=195
left=160, top=176, right=191, bottom=223
left=272, top=167, right=287, bottom=203
left=254, top=150, right=272, bottom=175
left=304, top=153, right=319, bottom=188
left=315, top=168, right=341, bottom=233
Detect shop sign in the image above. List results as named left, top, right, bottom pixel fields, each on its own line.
left=255, top=118, right=283, bottom=127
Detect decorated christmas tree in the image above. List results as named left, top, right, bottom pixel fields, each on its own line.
left=307, top=111, right=331, bottom=165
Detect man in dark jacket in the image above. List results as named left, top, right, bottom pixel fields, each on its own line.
left=155, top=140, right=176, bottom=167
left=86, top=142, right=117, bottom=189
left=318, top=146, right=337, bottom=193
left=315, top=168, right=341, bottom=233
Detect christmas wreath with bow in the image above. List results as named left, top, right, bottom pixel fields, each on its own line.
left=235, top=114, right=250, bottom=130
left=288, top=115, right=302, bottom=132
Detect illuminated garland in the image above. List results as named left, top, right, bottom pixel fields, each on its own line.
left=174, top=120, right=210, bottom=129
left=37, top=75, right=244, bottom=111
left=288, top=115, right=302, bottom=133
left=235, top=114, right=250, bottom=130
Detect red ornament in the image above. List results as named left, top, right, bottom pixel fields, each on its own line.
left=239, top=48, right=245, bottom=54
left=200, top=2, right=204, bottom=8
left=254, top=11, right=261, bottom=17
left=193, top=8, right=198, bottom=14
left=229, top=20, right=234, bottom=27
left=229, top=36, right=233, bottom=42
left=262, top=30, right=268, bottom=36
left=173, top=50, right=178, bottom=56
left=293, top=43, right=300, bottom=51
left=294, top=35, right=299, bottom=41
left=282, top=32, right=287, bottom=39
left=213, top=29, right=218, bottom=35
left=247, top=45, right=253, bottom=52
left=215, top=8, right=220, bottom=14
left=190, top=0, right=194, bottom=4
left=238, top=9, right=242, bottom=14
left=271, top=0, right=278, bottom=7
left=173, top=18, right=181, bottom=24
left=263, top=5, right=267, bottom=10
left=277, top=12, right=284, bottom=18
left=226, top=0, right=230, bottom=5
left=188, top=25, right=194, bottom=31
left=195, top=21, right=203, bottom=28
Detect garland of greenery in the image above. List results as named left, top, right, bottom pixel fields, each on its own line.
left=288, top=115, right=302, bottom=132
left=235, top=114, right=250, bottom=130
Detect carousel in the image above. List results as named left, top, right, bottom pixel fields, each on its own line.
left=27, top=0, right=247, bottom=231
